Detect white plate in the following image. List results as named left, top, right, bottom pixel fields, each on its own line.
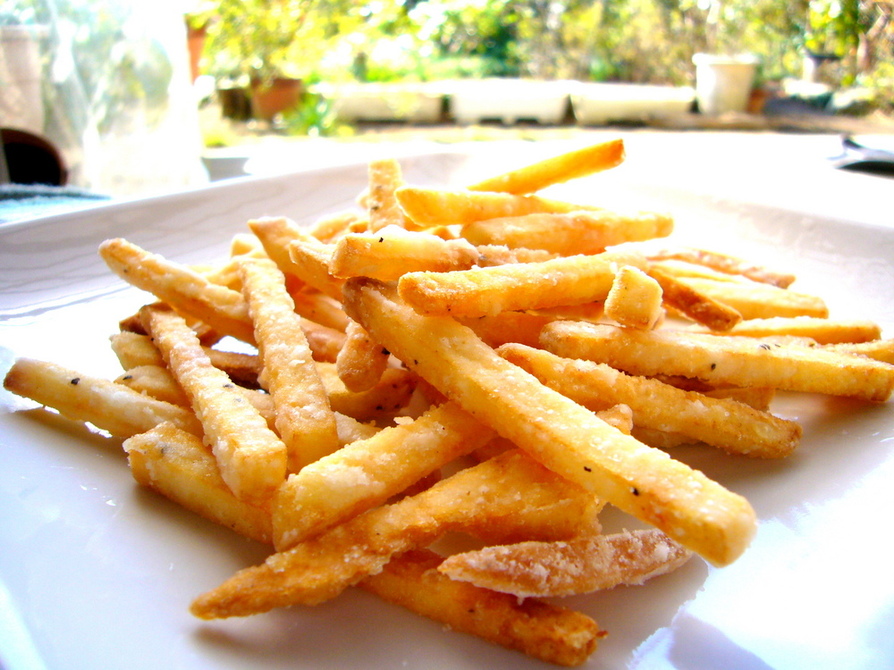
left=1, top=149, right=893, bottom=670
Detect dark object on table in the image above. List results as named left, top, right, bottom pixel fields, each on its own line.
left=829, top=135, right=894, bottom=176
left=1, top=127, right=68, bottom=186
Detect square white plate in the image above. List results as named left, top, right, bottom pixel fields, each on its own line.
left=1, top=148, right=893, bottom=670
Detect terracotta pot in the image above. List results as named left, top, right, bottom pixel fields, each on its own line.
left=186, top=24, right=207, bottom=83
left=250, top=77, right=303, bottom=121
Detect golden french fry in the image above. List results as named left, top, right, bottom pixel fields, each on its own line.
left=361, top=549, right=606, bottom=667
left=110, top=331, right=263, bottom=389
left=467, top=138, right=625, bottom=195
left=3, top=357, right=202, bottom=438
left=335, top=319, right=391, bottom=392
left=271, top=400, right=496, bottom=550
left=648, top=264, right=742, bottom=331
left=474, top=244, right=557, bottom=266
left=190, top=449, right=598, bottom=618
left=307, top=210, right=368, bottom=242
left=288, top=287, right=350, bottom=332
left=125, top=423, right=273, bottom=544
left=398, top=251, right=645, bottom=318
left=110, top=331, right=165, bottom=369
left=395, top=187, right=601, bottom=229
left=342, top=278, right=757, bottom=567
left=499, top=343, right=802, bottom=458
left=461, top=209, right=673, bottom=255
left=823, top=338, right=894, bottom=365
left=329, top=225, right=480, bottom=280
left=649, top=247, right=796, bottom=288
left=240, top=257, right=341, bottom=471
left=438, top=528, right=692, bottom=598
left=247, top=217, right=311, bottom=279
left=286, top=234, right=344, bottom=300
left=604, top=265, right=664, bottom=329
left=116, top=365, right=190, bottom=406
left=367, top=158, right=408, bottom=232
left=675, top=277, right=829, bottom=320
left=459, top=311, right=558, bottom=348
left=115, top=363, right=279, bottom=429
left=541, top=321, right=894, bottom=402
left=141, top=304, right=287, bottom=504
left=706, top=316, right=882, bottom=345
left=318, top=363, right=418, bottom=423
left=98, top=238, right=255, bottom=344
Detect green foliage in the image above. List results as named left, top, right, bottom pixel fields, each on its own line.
left=205, top=0, right=362, bottom=84
left=281, top=91, right=352, bottom=137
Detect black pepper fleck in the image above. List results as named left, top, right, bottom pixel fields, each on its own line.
left=70, top=377, right=80, bottom=385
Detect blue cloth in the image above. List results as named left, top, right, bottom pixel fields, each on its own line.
left=0, top=183, right=109, bottom=223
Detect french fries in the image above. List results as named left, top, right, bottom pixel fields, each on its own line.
left=140, top=304, right=287, bottom=504
left=343, top=278, right=758, bottom=567
left=541, top=321, right=894, bottom=403
left=467, top=137, right=625, bottom=194
left=241, top=257, right=341, bottom=471
left=4, top=138, right=891, bottom=667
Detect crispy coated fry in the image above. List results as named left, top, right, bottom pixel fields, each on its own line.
left=115, top=363, right=278, bottom=428
left=675, top=277, right=828, bottom=320
left=706, top=316, right=882, bottom=344
left=461, top=209, right=673, bottom=255
left=248, top=217, right=312, bottom=280
left=318, top=363, right=418, bottom=423
left=110, top=331, right=165, bottom=369
left=287, top=234, right=344, bottom=300
left=649, top=247, right=796, bottom=288
left=98, top=238, right=255, bottom=344
left=141, top=305, right=287, bottom=503
left=190, top=449, right=598, bottom=617
left=395, top=187, right=600, bottom=229
left=329, top=225, right=480, bottom=280
left=367, top=158, right=408, bottom=232
left=474, top=244, right=557, bottom=266
left=288, top=286, right=351, bottom=332
left=398, top=251, right=645, bottom=318
left=467, top=138, right=625, bottom=195
left=361, top=549, right=606, bottom=667
left=604, top=265, right=664, bottom=329
left=115, top=365, right=190, bottom=406
left=438, top=528, right=692, bottom=598
left=124, top=423, right=273, bottom=544
left=343, top=279, right=757, bottom=566
left=648, top=264, right=742, bottom=331
left=271, top=400, right=496, bottom=550
left=335, top=319, right=391, bottom=392
left=823, top=338, right=894, bottom=365
left=110, top=332, right=263, bottom=388
left=241, top=258, right=340, bottom=471
left=459, top=311, right=558, bottom=348
left=306, top=210, right=368, bottom=242
left=3, top=358, right=202, bottom=438
left=541, top=321, right=894, bottom=402
left=499, top=343, right=802, bottom=458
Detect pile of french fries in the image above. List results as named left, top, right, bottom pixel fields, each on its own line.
left=5, top=138, right=894, bottom=667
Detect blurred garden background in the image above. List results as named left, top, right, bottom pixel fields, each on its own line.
left=2, top=0, right=892, bottom=194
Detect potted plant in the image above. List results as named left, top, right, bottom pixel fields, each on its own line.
left=205, top=0, right=329, bottom=122
left=690, top=1, right=760, bottom=115
left=184, top=1, right=216, bottom=83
